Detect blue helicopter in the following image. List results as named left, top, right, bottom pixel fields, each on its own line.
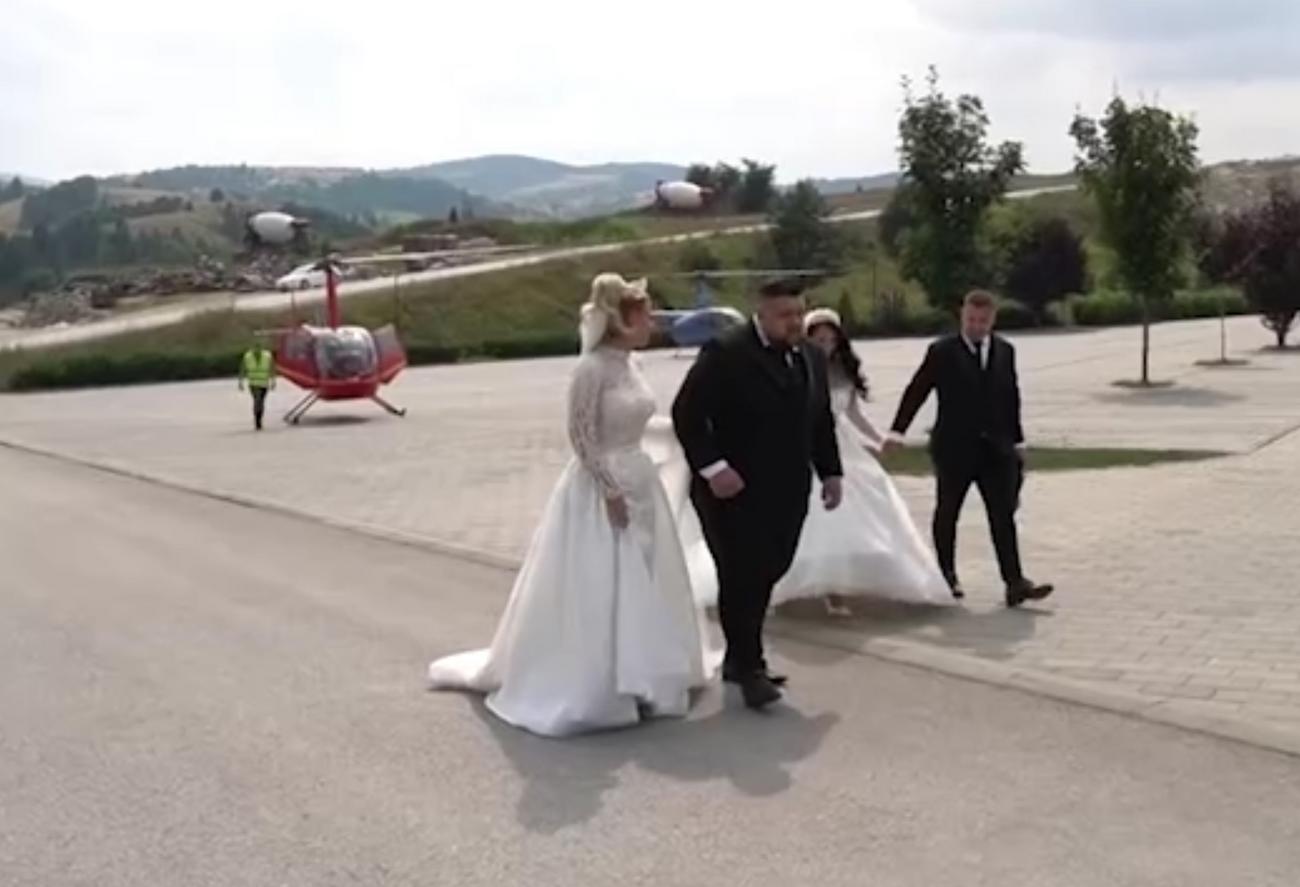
left=648, top=269, right=828, bottom=352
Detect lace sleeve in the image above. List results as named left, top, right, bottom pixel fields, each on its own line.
left=567, top=356, right=620, bottom=497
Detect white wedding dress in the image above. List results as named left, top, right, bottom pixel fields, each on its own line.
left=658, top=381, right=954, bottom=609
left=428, top=346, right=711, bottom=737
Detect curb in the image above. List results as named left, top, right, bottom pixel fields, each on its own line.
left=768, top=621, right=1300, bottom=759
left=0, top=438, right=520, bottom=574
left=4, top=435, right=1298, bottom=760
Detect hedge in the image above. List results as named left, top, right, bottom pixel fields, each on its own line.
left=1, top=288, right=1257, bottom=392
left=8, top=350, right=246, bottom=392
left=6, top=335, right=581, bottom=392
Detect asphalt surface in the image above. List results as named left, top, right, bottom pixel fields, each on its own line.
left=2, top=444, right=1297, bottom=887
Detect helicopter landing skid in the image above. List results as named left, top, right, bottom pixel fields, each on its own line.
left=372, top=393, right=407, bottom=417
left=284, top=392, right=320, bottom=425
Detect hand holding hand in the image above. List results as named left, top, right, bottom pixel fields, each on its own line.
left=708, top=467, right=746, bottom=500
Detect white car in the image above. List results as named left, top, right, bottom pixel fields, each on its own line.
left=276, top=263, right=327, bottom=291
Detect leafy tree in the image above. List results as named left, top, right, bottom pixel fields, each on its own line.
left=836, top=290, right=859, bottom=335
left=1000, top=216, right=1088, bottom=322
left=31, top=222, right=52, bottom=260
left=878, top=184, right=916, bottom=259
left=448, top=206, right=460, bottom=225
left=713, top=162, right=741, bottom=199
left=209, top=187, right=226, bottom=203
left=2, top=177, right=25, bottom=202
left=896, top=67, right=1024, bottom=312
left=769, top=179, right=842, bottom=271
left=22, top=268, right=57, bottom=296
left=736, top=158, right=777, bottom=213
left=1071, top=96, right=1200, bottom=384
left=20, top=176, right=99, bottom=229
left=110, top=218, right=136, bottom=264
left=1200, top=181, right=1300, bottom=348
left=685, top=164, right=715, bottom=190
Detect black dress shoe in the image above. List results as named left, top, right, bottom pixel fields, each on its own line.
left=740, top=675, right=782, bottom=710
left=1006, top=579, right=1054, bottom=608
left=722, top=666, right=788, bottom=686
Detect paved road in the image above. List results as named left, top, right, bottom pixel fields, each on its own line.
left=3, top=447, right=1298, bottom=886
left=0, top=186, right=1075, bottom=353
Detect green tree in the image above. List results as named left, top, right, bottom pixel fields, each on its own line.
left=209, top=187, right=225, bottom=203
left=448, top=206, right=460, bottom=225
left=896, top=67, right=1024, bottom=312
left=769, top=179, right=842, bottom=271
left=19, top=175, right=99, bottom=229
left=1071, top=96, right=1200, bottom=384
left=685, top=163, right=715, bottom=190
left=2, top=177, right=25, bottom=202
left=836, top=290, right=859, bottom=335
left=110, top=218, right=136, bottom=264
left=736, top=158, right=776, bottom=213
left=999, top=216, right=1088, bottom=322
left=713, top=162, right=741, bottom=200
left=878, top=183, right=916, bottom=259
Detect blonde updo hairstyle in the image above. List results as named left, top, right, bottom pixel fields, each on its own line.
left=579, top=272, right=651, bottom=352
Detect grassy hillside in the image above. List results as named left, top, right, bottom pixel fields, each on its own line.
left=397, top=155, right=685, bottom=218
left=4, top=155, right=1286, bottom=388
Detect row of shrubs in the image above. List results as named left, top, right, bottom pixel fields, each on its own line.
left=3, top=289, right=1251, bottom=392
left=842, top=287, right=1249, bottom=337
left=7, top=334, right=583, bottom=393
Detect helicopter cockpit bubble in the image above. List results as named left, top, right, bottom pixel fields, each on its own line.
left=315, top=326, right=377, bottom=380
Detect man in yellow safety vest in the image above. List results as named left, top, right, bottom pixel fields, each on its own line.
left=238, top=341, right=276, bottom=430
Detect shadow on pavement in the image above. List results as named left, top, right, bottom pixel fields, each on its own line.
left=469, top=694, right=839, bottom=834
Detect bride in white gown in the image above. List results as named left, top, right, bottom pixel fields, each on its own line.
left=664, top=308, right=953, bottom=615
left=428, top=273, right=711, bottom=738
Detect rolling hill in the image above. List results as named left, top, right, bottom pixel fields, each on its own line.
left=394, top=155, right=685, bottom=218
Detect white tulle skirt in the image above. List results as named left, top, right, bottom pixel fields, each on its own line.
left=647, top=421, right=954, bottom=609
left=428, top=440, right=714, bottom=738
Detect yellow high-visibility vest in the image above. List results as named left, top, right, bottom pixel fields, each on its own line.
left=241, top=349, right=274, bottom=388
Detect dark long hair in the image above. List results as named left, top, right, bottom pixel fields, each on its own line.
left=809, top=321, right=868, bottom=398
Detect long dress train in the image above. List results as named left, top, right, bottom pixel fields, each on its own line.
left=428, top=347, right=711, bottom=737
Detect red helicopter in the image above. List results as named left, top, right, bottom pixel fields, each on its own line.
left=271, top=255, right=409, bottom=424
left=268, top=244, right=538, bottom=424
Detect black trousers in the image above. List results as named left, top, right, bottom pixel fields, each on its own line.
left=249, top=386, right=269, bottom=428
left=691, top=483, right=807, bottom=676
left=932, top=439, right=1024, bottom=587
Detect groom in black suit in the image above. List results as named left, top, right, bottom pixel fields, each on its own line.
left=672, top=279, right=843, bottom=709
left=884, top=290, right=1053, bottom=608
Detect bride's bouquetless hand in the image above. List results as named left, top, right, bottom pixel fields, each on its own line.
left=606, top=495, right=630, bottom=530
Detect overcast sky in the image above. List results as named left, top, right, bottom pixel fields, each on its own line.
left=4, top=0, right=1298, bottom=182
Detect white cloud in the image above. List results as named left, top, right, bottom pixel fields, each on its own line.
left=2, top=0, right=1298, bottom=183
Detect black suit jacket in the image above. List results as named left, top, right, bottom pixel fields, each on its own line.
left=891, top=333, right=1024, bottom=460
left=672, top=323, right=842, bottom=505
